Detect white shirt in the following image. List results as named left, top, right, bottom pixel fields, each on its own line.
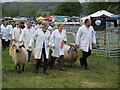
left=12, top=27, right=22, bottom=42
left=50, top=29, right=67, bottom=57
left=19, top=27, right=35, bottom=50
left=0, top=24, right=12, bottom=41
left=29, top=29, right=50, bottom=59
left=76, top=25, right=96, bottom=52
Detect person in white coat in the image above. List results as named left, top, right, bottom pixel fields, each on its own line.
left=29, top=21, right=50, bottom=74
left=49, top=24, right=67, bottom=71
left=7, top=20, right=13, bottom=40
left=76, top=19, right=96, bottom=69
left=12, top=22, right=22, bottom=42
left=0, top=20, right=11, bottom=49
left=19, top=21, right=35, bottom=61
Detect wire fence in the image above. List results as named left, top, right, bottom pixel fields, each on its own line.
left=63, top=25, right=119, bottom=57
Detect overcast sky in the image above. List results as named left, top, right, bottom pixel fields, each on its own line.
left=0, top=0, right=119, bottom=3
left=1, top=0, right=86, bottom=3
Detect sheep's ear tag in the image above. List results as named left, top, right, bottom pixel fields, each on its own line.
left=12, top=49, right=16, bottom=57
left=67, top=48, right=71, bottom=53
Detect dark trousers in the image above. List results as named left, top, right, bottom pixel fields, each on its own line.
left=49, top=56, right=56, bottom=68
left=49, top=55, right=64, bottom=69
left=2, top=39, right=10, bottom=50
left=40, top=48, right=48, bottom=71
left=80, top=49, right=91, bottom=67
left=27, top=50, right=31, bottom=61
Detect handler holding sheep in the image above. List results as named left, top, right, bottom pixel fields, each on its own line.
left=29, top=21, right=50, bottom=75
left=12, top=22, right=22, bottom=42
left=49, top=24, right=67, bottom=71
left=76, top=19, right=96, bottom=70
left=19, top=22, right=35, bottom=61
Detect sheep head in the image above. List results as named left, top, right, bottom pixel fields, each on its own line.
left=12, top=42, right=24, bottom=53
left=69, top=43, right=78, bottom=52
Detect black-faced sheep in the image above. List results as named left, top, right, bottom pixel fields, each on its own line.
left=9, top=42, right=28, bottom=73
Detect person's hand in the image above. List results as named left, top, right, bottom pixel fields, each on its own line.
left=52, top=46, right=55, bottom=49
left=47, top=45, right=51, bottom=47
left=63, top=40, right=67, bottom=43
left=28, top=46, right=31, bottom=49
left=75, top=45, right=79, bottom=49
left=20, top=41, right=23, bottom=43
left=93, top=43, right=96, bottom=47
left=12, top=39, right=16, bottom=42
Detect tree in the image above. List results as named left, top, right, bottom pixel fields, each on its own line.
left=26, top=8, right=37, bottom=17
left=2, top=2, right=60, bottom=17
left=87, top=2, right=120, bottom=15
left=53, top=1, right=82, bottom=16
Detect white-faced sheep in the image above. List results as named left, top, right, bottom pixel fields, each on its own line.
left=9, top=42, right=28, bottom=73
left=63, top=44, right=79, bottom=67
left=49, top=44, right=79, bottom=68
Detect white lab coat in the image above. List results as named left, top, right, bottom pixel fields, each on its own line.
left=0, top=24, right=12, bottom=41
left=19, top=27, right=35, bottom=50
left=12, top=27, right=22, bottom=42
left=8, top=24, right=13, bottom=40
left=50, top=29, right=67, bottom=57
left=76, top=25, right=96, bottom=52
left=29, top=29, right=50, bottom=59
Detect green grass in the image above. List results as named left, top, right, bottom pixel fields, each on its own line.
left=2, top=48, right=118, bottom=88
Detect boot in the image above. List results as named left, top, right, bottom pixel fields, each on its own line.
left=79, top=58, right=84, bottom=67
left=43, top=58, right=48, bottom=75
left=43, top=69, right=48, bottom=75
left=34, top=59, right=39, bottom=73
left=27, top=50, right=31, bottom=62
left=84, top=59, right=89, bottom=70
left=60, top=58, right=66, bottom=71
left=49, top=56, right=56, bottom=69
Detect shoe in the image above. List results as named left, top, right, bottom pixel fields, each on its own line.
left=61, top=68, right=66, bottom=71
left=60, top=59, right=66, bottom=71
left=43, top=71, right=48, bottom=75
left=85, top=66, right=90, bottom=70
left=79, top=58, right=84, bottom=67
left=34, top=69, right=38, bottom=73
left=34, top=59, right=39, bottom=73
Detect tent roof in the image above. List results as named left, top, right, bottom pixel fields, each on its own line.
left=27, top=17, right=36, bottom=20
left=81, top=10, right=114, bottom=20
left=36, top=16, right=45, bottom=20
left=106, top=15, right=120, bottom=20
left=44, top=17, right=52, bottom=20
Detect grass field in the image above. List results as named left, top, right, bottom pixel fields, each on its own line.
left=2, top=48, right=118, bottom=88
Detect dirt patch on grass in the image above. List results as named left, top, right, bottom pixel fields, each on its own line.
left=66, top=72, right=80, bottom=76
left=80, top=81, right=108, bottom=88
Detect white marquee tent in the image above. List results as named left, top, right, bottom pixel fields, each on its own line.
left=80, top=10, right=114, bottom=24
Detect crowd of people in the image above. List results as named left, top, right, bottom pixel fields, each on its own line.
left=0, top=19, right=96, bottom=75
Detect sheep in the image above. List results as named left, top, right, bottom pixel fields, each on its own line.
left=48, top=44, right=79, bottom=68
left=9, top=42, right=28, bottom=73
left=63, top=44, right=79, bottom=67
left=32, top=44, right=79, bottom=67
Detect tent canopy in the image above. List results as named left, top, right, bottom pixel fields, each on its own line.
left=70, top=17, right=79, bottom=20
left=106, top=15, right=120, bottom=20
left=27, top=17, right=36, bottom=20
left=44, top=17, right=52, bottom=20
left=36, top=16, right=45, bottom=20
left=55, top=16, right=65, bottom=20
left=81, top=10, right=114, bottom=21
